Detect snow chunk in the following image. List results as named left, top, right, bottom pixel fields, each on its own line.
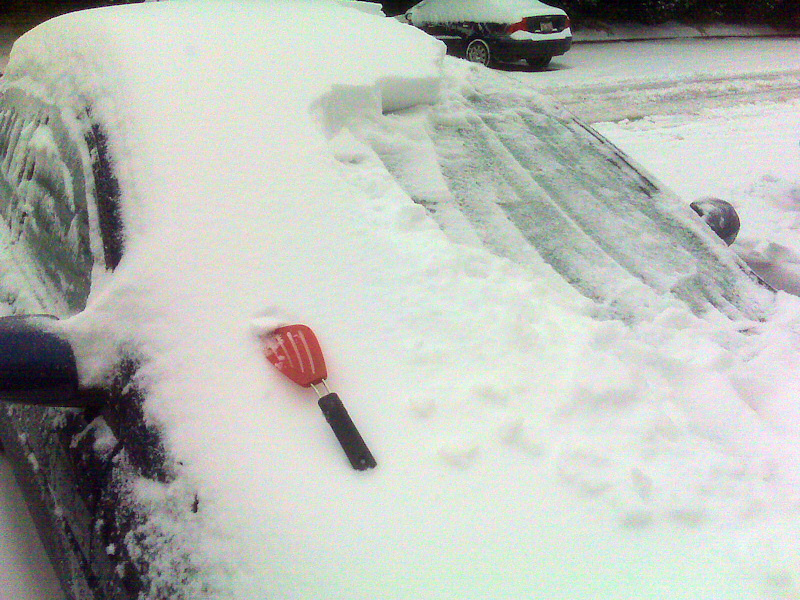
left=510, top=29, right=572, bottom=41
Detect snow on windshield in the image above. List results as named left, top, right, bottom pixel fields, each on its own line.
left=2, top=2, right=800, bottom=599
left=408, top=0, right=567, bottom=25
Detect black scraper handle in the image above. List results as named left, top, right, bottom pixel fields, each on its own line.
left=318, top=393, right=377, bottom=471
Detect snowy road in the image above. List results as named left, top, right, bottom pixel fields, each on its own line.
left=548, top=70, right=800, bottom=122
left=1, top=32, right=800, bottom=600
left=508, top=36, right=800, bottom=121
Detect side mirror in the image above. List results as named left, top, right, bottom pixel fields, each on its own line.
left=0, top=315, right=86, bottom=407
left=690, top=198, right=741, bottom=246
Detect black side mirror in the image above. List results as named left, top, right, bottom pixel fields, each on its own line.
left=0, top=315, right=86, bottom=407
left=690, top=198, right=741, bottom=246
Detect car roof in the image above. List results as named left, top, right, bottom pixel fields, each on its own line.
left=409, top=0, right=568, bottom=25
left=1, top=3, right=785, bottom=598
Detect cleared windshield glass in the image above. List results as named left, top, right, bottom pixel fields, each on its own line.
left=351, top=67, right=773, bottom=322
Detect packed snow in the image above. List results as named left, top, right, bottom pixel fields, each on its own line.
left=574, top=22, right=788, bottom=43
left=1, top=3, right=800, bottom=600
left=407, top=0, right=567, bottom=25
left=337, top=0, right=386, bottom=17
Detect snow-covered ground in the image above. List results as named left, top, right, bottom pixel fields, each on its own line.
left=515, top=36, right=800, bottom=122
left=1, top=10, right=800, bottom=599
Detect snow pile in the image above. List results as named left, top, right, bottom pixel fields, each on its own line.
left=6, top=0, right=443, bottom=115
left=2, top=3, right=800, bottom=599
left=408, top=0, right=566, bottom=25
left=737, top=175, right=800, bottom=296
left=335, top=0, right=385, bottom=17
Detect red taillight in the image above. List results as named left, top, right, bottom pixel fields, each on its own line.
left=507, top=18, right=527, bottom=34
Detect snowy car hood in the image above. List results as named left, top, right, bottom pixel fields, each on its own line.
left=3, top=2, right=800, bottom=599
left=408, top=0, right=567, bottom=25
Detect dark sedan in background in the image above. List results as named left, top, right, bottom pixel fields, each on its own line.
left=406, top=0, right=572, bottom=68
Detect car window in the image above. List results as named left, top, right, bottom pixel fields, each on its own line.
left=0, top=88, right=94, bottom=315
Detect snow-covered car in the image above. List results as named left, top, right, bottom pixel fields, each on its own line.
left=1, top=3, right=797, bottom=600
left=406, top=0, right=572, bottom=68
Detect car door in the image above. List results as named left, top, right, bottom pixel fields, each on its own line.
left=0, top=88, right=180, bottom=600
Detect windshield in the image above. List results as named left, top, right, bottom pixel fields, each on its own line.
left=350, top=66, right=773, bottom=322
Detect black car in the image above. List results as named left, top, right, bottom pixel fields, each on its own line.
left=406, top=0, right=572, bottom=68
left=0, top=3, right=783, bottom=600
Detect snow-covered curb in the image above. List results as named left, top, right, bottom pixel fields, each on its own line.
left=574, top=22, right=797, bottom=43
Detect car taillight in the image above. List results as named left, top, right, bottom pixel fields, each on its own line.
left=507, top=18, right=527, bottom=34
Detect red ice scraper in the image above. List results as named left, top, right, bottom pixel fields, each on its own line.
left=262, top=324, right=376, bottom=471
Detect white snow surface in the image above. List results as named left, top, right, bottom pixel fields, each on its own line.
left=408, top=0, right=566, bottom=25
left=575, top=21, right=789, bottom=42
left=336, top=0, right=385, bottom=17
left=2, top=5, right=800, bottom=600
left=519, top=37, right=800, bottom=107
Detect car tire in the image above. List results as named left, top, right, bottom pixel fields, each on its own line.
left=526, top=56, right=552, bottom=70
left=465, top=39, right=492, bottom=67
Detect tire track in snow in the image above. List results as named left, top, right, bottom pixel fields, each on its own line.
left=544, top=71, right=800, bottom=122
